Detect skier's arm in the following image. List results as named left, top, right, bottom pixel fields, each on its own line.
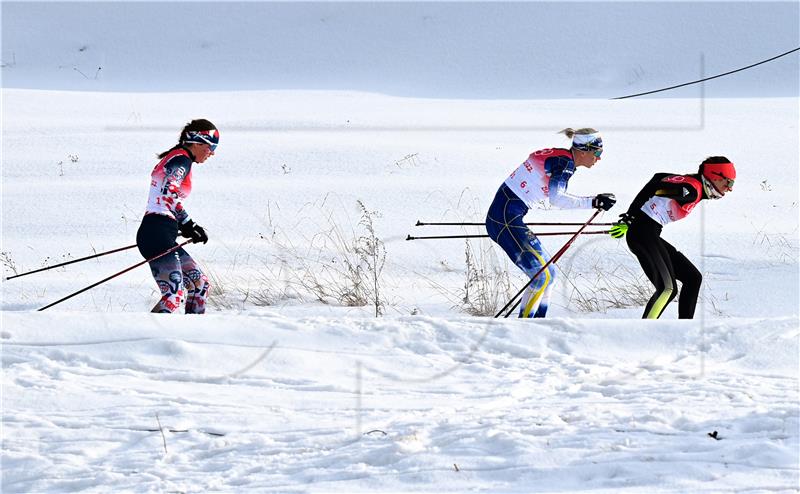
left=653, top=184, right=699, bottom=202
left=546, top=156, right=593, bottom=209
left=626, top=174, right=698, bottom=215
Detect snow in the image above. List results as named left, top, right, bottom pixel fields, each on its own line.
left=2, top=2, right=799, bottom=493
left=3, top=313, right=798, bottom=492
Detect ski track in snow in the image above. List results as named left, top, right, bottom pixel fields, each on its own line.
left=2, top=313, right=798, bottom=493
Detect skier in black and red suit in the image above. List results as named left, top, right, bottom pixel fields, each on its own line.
left=610, top=156, right=736, bottom=319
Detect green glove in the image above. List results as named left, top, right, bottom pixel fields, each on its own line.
left=609, top=223, right=628, bottom=239
left=609, top=213, right=634, bottom=239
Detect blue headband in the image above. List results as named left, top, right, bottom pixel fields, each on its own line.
left=183, top=129, right=219, bottom=151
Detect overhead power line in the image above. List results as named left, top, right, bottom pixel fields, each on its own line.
left=612, top=46, right=800, bottom=100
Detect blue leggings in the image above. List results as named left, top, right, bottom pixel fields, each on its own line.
left=486, top=184, right=556, bottom=318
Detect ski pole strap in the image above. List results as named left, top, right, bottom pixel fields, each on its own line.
left=6, top=244, right=139, bottom=281
left=37, top=241, right=193, bottom=311
left=494, top=209, right=602, bottom=318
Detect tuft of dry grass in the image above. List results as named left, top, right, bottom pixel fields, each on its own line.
left=205, top=268, right=238, bottom=310
left=566, top=262, right=652, bottom=313
left=457, top=239, right=515, bottom=316
left=256, top=199, right=387, bottom=316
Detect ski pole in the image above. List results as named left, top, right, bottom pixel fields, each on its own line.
left=416, top=220, right=613, bottom=227
left=407, top=230, right=610, bottom=240
left=494, top=210, right=602, bottom=319
left=6, top=244, right=138, bottom=281
left=37, top=240, right=193, bottom=311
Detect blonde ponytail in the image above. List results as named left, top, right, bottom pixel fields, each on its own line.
left=559, top=127, right=598, bottom=140
left=558, top=128, right=575, bottom=139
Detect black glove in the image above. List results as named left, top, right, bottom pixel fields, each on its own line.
left=179, top=220, right=208, bottom=244
left=592, top=193, right=616, bottom=211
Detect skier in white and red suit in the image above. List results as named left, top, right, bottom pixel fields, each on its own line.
left=609, top=156, right=736, bottom=319
left=136, top=119, right=218, bottom=313
left=485, top=128, right=616, bottom=318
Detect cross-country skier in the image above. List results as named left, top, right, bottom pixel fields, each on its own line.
left=136, top=119, right=218, bottom=313
left=609, top=156, right=736, bottom=319
left=486, top=128, right=616, bottom=318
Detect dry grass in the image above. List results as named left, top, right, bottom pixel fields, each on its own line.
left=565, top=262, right=652, bottom=313
left=205, top=268, right=238, bottom=310
left=256, top=199, right=387, bottom=315
left=457, top=239, right=515, bottom=316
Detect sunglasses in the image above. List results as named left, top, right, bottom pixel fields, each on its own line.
left=576, top=145, right=602, bottom=157
left=197, top=131, right=218, bottom=152
left=186, top=130, right=219, bottom=152
left=711, top=172, right=734, bottom=188
left=581, top=145, right=602, bottom=158
left=584, top=138, right=603, bottom=158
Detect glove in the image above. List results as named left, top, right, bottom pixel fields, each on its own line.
left=592, top=193, right=616, bottom=211
left=609, top=213, right=634, bottom=239
left=179, top=220, right=209, bottom=244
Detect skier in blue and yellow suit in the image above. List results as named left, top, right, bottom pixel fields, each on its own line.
left=486, top=128, right=616, bottom=318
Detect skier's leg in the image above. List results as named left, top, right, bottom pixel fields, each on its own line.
left=492, top=225, right=549, bottom=318
left=627, top=228, right=676, bottom=319
left=664, top=242, right=702, bottom=319
left=516, top=232, right=554, bottom=318
left=148, top=251, right=185, bottom=313
left=486, top=186, right=555, bottom=318
left=179, top=249, right=211, bottom=314
left=137, top=214, right=185, bottom=313
left=532, top=259, right=557, bottom=318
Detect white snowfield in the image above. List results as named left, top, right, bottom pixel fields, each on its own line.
left=2, top=2, right=799, bottom=492
left=2, top=89, right=798, bottom=493
left=2, top=313, right=798, bottom=493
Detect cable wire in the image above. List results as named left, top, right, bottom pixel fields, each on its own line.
left=612, top=47, right=800, bottom=99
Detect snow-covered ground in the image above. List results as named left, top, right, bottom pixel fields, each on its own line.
left=2, top=89, right=798, bottom=493
left=2, top=91, right=798, bottom=319
left=2, top=2, right=799, bottom=492
left=3, top=312, right=798, bottom=492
